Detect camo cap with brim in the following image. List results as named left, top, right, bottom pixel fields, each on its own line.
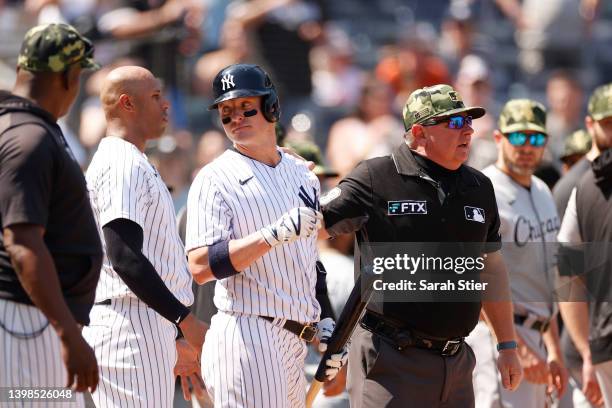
left=283, top=140, right=338, bottom=177
left=498, top=99, right=547, bottom=134
left=17, top=23, right=99, bottom=73
left=561, top=129, right=592, bottom=159
left=588, top=83, right=612, bottom=121
left=402, top=84, right=485, bottom=130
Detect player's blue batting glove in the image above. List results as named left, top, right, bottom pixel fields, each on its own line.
left=316, top=318, right=349, bottom=381
left=260, top=207, right=322, bottom=248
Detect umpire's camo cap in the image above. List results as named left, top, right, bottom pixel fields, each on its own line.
left=498, top=99, right=547, bottom=134
left=588, top=83, right=612, bottom=121
left=17, top=23, right=99, bottom=73
left=402, top=84, right=485, bottom=130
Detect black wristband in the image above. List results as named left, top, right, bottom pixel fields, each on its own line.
left=497, top=340, right=518, bottom=351
left=209, top=240, right=239, bottom=280
left=176, top=326, right=184, bottom=340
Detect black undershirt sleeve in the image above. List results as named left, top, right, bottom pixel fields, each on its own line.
left=102, top=218, right=190, bottom=325
left=315, top=261, right=336, bottom=321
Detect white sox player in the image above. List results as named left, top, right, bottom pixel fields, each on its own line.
left=186, top=64, right=346, bottom=407
left=83, top=66, right=207, bottom=408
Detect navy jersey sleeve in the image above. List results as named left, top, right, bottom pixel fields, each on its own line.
left=321, top=160, right=373, bottom=237
left=0, top=124, right=54, bottom=229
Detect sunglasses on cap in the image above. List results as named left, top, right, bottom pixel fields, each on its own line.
left=505, top=132, right=547, bottom=147
left=421, top=115, right=473, bottom=130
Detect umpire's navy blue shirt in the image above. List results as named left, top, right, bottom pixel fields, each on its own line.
left=321, top=142, right=502, bottom=338
left=0, top=92, right=102, bottom=325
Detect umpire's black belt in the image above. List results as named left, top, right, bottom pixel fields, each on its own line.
left=360, top=311, right=464, bottom=357
left=514, top=313, right=550, bottom=333
left=259, top=316, right=318, bottom=342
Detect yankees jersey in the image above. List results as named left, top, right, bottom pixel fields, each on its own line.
left=86, top=136, right=193, bottom=305
left=186, top=148, right=321, bottom=323
left=482, top=165, right=560, bottom=319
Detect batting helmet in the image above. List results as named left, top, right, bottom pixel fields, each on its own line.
left=208, top=63, right=280, bottom=123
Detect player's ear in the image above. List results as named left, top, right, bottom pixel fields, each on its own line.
left=493, top=130, right=504, bottom=145
left=119, top=94, right=135, bottom=112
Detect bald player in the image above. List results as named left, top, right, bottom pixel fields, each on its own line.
left=83, top=66, right=207, bottom=407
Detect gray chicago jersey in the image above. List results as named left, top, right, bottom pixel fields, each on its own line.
left=186, top=148, right=321, bottom=323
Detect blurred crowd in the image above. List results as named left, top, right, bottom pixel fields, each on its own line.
left=2, top=1, right=612, bottom=406
left=1, top=0, right=611, bottom=204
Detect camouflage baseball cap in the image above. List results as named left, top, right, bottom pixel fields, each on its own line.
left=588, top=83, right=612, bottom=121
left=283, top=140, right=338, bottom=177
left=17, top=23, right=99, bottom=73
left=402, top=84, right=485, bottom=130
left=498, top=99, right=547, bottom=134
left=561, top=129, right=592, bottom=159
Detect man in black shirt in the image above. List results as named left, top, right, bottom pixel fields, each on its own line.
left=558, top=83, right=612, bottom=407
left=320, top=84, right=522, bottom=407
left=0, top=24, right=102, bottom=399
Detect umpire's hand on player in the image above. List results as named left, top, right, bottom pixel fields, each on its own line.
left=260, top=207, right=323, bottom=248
left=316, top=317, right=349, bottom=381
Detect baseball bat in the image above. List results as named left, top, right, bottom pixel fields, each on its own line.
left=305, top=269, right=377, bottom=407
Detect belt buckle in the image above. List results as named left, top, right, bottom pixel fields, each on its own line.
left=441, top=339, right=462, bottom=356
left=300, top=324, right=318, bottom=342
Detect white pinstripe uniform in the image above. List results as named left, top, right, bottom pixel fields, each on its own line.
left=186, top=148, right=321, bottom=407
left=0, top=299, right=86, bottom=408
left=83, top=136, right=194, bottom=408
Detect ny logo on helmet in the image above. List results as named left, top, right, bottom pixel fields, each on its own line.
left=221, top=73, right=235, bottom=91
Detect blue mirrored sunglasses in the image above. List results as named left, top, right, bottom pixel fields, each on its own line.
left=505, top=132, right=547, bottom=147
left=422, top=115, right=472, bottom=129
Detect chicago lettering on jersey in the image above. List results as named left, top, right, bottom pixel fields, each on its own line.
left=513, top=215, right=561, bottom=246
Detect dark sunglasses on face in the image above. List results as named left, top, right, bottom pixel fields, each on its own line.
left=505, top=132, right=547, bottom=147
left=422, top=115, right=473, bottom=129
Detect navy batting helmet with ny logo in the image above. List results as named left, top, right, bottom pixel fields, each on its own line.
left=208, top=63, right=281, bottom=123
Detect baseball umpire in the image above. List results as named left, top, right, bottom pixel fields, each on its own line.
left=319, top=84, right=523, bottom=407
left=186, top=63, right=347, bottom=407
left=83, top=66, right=207, bottom=407
left=0, top=24, right=102, bottom=403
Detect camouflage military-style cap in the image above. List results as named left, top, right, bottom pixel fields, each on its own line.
left=283, top=140, right=338, bottom=177
left=498, top=99, right=547, bottom=134
left=17, top=23, right=99, bottom=73
left=402, top=84, right=485, bottom=131
left=561, top=129, right=592, bottom=159
left=588, top=83, right=612, bottom=121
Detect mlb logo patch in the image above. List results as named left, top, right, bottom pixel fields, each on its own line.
left=465, top=206, right=485, bottom=223
left=388, top=200, right=427, bottom=215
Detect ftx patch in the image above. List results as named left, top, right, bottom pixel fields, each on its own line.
left=388, top=200, right=427, bottom=215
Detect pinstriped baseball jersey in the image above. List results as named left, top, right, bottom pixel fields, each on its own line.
left=185, top=148, right=321, bottom=323
left=86, top=136, right=193, bottom=305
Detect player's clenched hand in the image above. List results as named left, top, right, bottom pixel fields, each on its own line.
left=497, top=349, right=523, bottom=391
left=175, top=338, right=206, bottom=401
left=517, top=341, right=549, bottom=384
left=260, top=207, right=322, bottom=248
left=61, top=330, right=99, bottom=393
left=316, top=318, right=335, bottom=352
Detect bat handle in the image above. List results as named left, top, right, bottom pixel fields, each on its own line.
left=305, top=379, right=324, bottom=408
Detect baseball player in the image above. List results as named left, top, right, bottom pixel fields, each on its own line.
left=186, top=63, right=346, bottom=407
left=0, top=24, right=102, bottom=406
left=83, top=66, right=207, bottom=407
left=467, top=99, right=568, bottom=407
